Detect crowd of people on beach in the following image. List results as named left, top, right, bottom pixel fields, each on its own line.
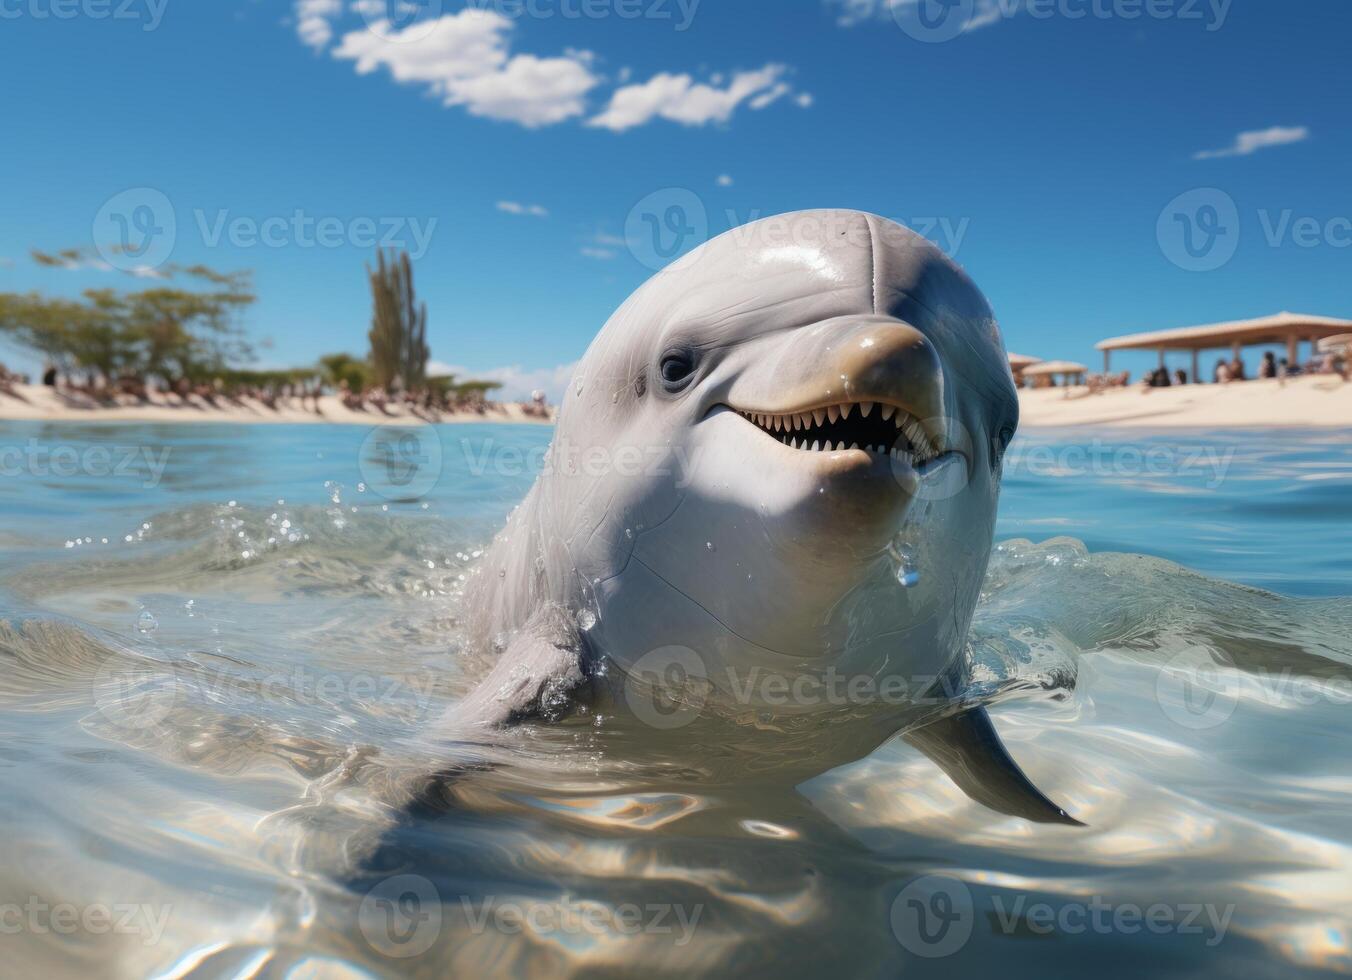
left=1079, top=350, right=1348, bottom=393
left=0, top=363, right=553, bottom=421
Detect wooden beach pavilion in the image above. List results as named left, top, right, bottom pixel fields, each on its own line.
left=1095, top=312, right=1352, bottom=382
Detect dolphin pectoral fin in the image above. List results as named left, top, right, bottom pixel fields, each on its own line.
left=903, top=706, right=1084, bottom=827
left=431, top=636, right=586, bottom=742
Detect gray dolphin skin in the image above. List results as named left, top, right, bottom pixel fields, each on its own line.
left=440, top=208, right=1080, bottom=826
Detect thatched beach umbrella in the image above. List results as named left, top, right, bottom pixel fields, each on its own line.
left=1007, top=352, right=1041, bottom=386
left=1022, top=360, right=1088, bottom=388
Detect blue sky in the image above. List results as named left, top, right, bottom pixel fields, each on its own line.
left=1, top=0, right=1349, bottom=396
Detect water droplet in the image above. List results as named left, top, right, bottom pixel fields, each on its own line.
left=184, top=600, right=195, bottom=616
left=227, top=500, right=237, bottom=508
left=890, top=540, right=920, bottom=588
left=624, top=528, right=634, bottom=540
left=705, top=541, right=715, bottom=552
left=492, top=633, right=508, bottom=653
left=136, top=610, right=158, bottom=633
left=576, top=609, right=597, bottom=631
left=356, top=483, right=366, bottom=493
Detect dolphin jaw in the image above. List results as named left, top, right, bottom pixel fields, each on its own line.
left=727, top=401, right=940, bottom=466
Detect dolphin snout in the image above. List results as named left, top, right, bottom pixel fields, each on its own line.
left=828, top=317, right=946, bottom=450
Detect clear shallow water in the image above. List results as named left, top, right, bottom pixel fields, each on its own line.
left=0, top=421, right=1350, bottom=978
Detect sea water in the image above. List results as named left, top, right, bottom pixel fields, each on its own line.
left=0, top=421, right=1349, bottom=978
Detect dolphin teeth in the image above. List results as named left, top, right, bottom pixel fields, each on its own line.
left=813, top=409, right=826, bottom=427
left=827, top=405, right=840, bottom=423
left=860, top=401, right=874, bottom=418
left=810, top=440, right=820, bottom=452
left=880, top=405, right=896, bottom=422
left=842, top=402, right=854, bottom=419
left=799, top=413, right=810, bottom=430
left=850, top=442, right=859, bottom=451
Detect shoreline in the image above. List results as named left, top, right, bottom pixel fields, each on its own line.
left=0, top=384, right=553, bottom=426
left=0, top=375, right=1347, bottom=430
left=1017, top=373, right=1351, bottom=429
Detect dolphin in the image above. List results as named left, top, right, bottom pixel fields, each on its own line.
left=437, top=208, right=1079, bottom=826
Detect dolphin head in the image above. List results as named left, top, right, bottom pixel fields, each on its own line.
left=533, top=210, right=1018, bottom=710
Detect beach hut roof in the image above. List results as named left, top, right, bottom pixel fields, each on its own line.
left=1317, top=333, right=1352, bottom=353
left=1022, top=360, right=1087, bottom=376
left=1096, top=312, right=1352, bottom=352
left=1006, top=352, right=1042, bottom=368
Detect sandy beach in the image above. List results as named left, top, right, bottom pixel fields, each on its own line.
left=0, top=383, right=552, bottom=426
left=1018, top=373, right=1352, bottom=428
left=0, top=377, right=1347, bottom=429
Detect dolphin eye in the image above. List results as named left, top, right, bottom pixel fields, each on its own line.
left=658, top=350, right=697, bottom=392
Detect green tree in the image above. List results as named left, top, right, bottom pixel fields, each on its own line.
left=0, top=251, right=255, bottom=385
left=366, top=248, right=428, bottom=391
left=319, top=352, right=373, bottom=392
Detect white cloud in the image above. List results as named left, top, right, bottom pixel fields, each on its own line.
left=294, top=0, right=341, bottom=50
left=587, top=64, right=794, bottom=132
left=497, top=200, right=549, bottom=217
left=580, top=246, right=616, bottom=260
left=716, top=174, right=734, bottom=187
left=429, top=360, right=577, bottom=402
left=332, top=10, right=600, bottom=127
left=1193, top=126, right=1310, bottom=160
left=794, top=92, right=814, bottom=108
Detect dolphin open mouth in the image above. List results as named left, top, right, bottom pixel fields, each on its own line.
left=729, top=401, right=940, bottom=466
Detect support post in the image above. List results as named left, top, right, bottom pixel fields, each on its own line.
left=1191, top=348, right=1200, bottom=385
